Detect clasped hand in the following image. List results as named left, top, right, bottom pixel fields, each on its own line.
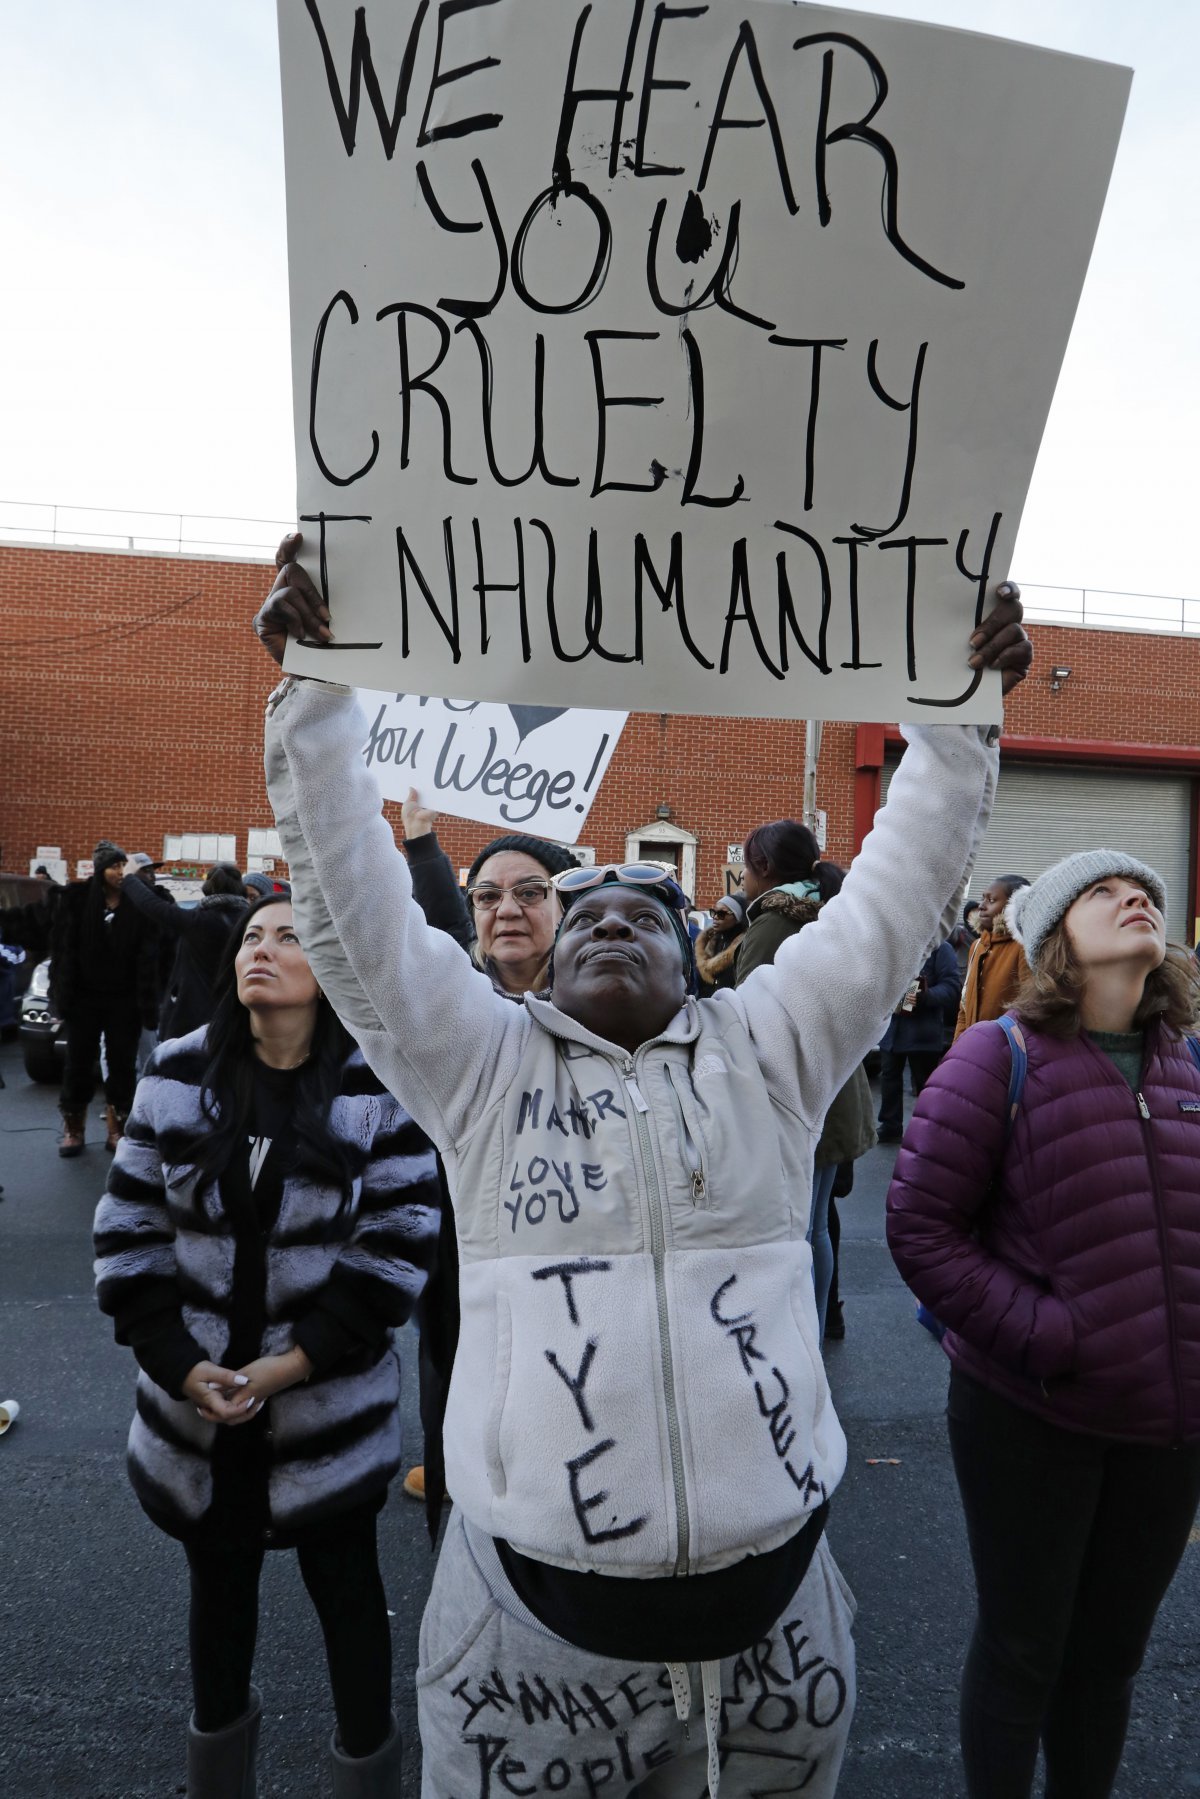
left=182, top=1349, right=313, bottom=1426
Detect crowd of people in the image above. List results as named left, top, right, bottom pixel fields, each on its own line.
left=4, top=542, right=1198, bottom=1799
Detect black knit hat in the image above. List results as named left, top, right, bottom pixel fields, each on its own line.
left=466, top=833, right=579, bottom=888
left=92, top=839, right=127, bottom=874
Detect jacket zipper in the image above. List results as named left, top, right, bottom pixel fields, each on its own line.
left=623, top=1054, right=691, bottom=1575
left=1135, top=1085, right=1186, bottom=1443
left=663, top=1064, right=707, bottom=1204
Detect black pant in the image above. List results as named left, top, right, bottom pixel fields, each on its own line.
left=60, top=999, right=142, bottom=1117
left=947, top=1368, right=1200, bottom=1799
left=185, top=1509, right=393, bottom=1757
left=877, top=1047, right=941, bottom=1135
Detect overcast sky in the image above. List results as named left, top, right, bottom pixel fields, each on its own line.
left=1, top=1, right=1195, bottom=600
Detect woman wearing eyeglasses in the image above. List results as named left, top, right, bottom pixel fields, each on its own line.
left=463, top=834, right=578, bottom=994
left=255, top=536, right=1031, bottom=1798
left=398, top=791, right=579, bottom=999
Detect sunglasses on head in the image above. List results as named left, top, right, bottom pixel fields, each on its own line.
left=553, top=863, right=687, bottom=907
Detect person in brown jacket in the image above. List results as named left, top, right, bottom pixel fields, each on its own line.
left=954, top=874, right=1030, bottom=1039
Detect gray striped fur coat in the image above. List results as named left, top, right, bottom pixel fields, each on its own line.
left=94, top=1029, right=440, bottom=1538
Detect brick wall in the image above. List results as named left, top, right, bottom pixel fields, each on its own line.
left=3, top=542, right=1198, bottom=905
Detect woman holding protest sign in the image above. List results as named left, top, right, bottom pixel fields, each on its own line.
left=94, top=893, right=441, bottom=1799
left=254, top=534, right=1030, bottom=1796
left=887, top=854, right=1200, bottom=1799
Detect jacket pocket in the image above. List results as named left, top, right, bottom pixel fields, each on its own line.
left=663, top=1064, right=710, bottom=1207
left=483, top=1289, right=512, bottom=1498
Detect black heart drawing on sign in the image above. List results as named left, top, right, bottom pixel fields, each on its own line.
left=508, top=704, right=568, bottom=744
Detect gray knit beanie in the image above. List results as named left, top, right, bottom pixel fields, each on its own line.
left=92, top=839, right=126, bottom=874
left=1006, top=850, right=1167, bottom=970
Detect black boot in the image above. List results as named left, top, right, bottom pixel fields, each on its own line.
left=330, top=1715, right=402, bottom=1797
left=187, top=1687, right=260, bottom=1799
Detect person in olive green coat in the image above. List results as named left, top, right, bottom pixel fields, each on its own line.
left=737, top=823, right=876, bottom=1339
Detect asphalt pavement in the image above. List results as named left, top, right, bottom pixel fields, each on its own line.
left=2, top=1037, right=1197, bottom=1797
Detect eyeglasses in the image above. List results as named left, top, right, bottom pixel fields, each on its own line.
left=466, top=878, right=554, bottom=912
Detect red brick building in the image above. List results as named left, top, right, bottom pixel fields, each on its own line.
left=4, top=542, right=1199, bottom=940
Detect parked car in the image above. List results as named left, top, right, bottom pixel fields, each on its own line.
left=19, top=959, right=62, bottom=1083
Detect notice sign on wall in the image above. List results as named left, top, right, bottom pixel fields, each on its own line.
left=277, top=2, right=1129, bottom=722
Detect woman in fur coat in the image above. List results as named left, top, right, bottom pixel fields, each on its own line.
left=93, top=893, right=440, bottom=1799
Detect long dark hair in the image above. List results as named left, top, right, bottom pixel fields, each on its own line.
left=743, top=819, right=844, bottom=904
left=175, top=894, right=357, bottom=1207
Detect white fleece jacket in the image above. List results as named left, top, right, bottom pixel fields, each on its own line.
left=265, top=681, right=996, bottom=1577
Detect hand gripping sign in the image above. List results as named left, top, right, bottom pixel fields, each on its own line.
left=277, top=1, right=1129, bottom=723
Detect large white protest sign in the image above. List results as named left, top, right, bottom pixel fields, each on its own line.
left=277, top=2, right=1129, bottom=722
left=358, top=690, right=625, bottom=840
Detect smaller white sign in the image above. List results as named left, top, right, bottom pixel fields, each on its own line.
left=358, top=693, right=626, bottom=844
left=75, top=860, right=93, bottom=879
left=35, top=845, right=61, bottom=860
left=159, top=878, right=205, bottom=904
left=726, top=845, right=744, bottom=864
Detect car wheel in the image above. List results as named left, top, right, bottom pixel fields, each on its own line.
left=22, top=1042, right=61, bottom=1084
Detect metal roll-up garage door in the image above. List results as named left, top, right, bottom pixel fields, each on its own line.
left=880, top=756, right=1194, bottom=941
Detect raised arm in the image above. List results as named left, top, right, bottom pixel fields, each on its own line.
left=719, top=585, right=1029, bottom=1127
left=120, top=875, right=192, bottom=935
left=722, top=722, right=997, bottom=1124
left=264, top=676, right=527, bottom=1152
left=401, top=789, right=474, bottom=952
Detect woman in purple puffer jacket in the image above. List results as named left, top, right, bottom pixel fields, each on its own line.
left=887, top=849, right=1200, bottom=1799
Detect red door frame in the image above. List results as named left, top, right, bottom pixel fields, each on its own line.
left=853, top=727, right=1200, bottom=941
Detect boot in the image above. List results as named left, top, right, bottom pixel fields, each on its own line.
left=103, top=1105, right=126, bottom=1152
left=187, top=1686, right=261, bottom=1799
left=330, top=1716, right=402, bottom=1797
left=58, top=1111, right=86, bottom=1158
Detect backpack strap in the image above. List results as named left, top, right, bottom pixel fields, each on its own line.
left=994, top=1013, right=1028, bottom=1142
left=1186, top=1036, right=1200, bottom=1076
